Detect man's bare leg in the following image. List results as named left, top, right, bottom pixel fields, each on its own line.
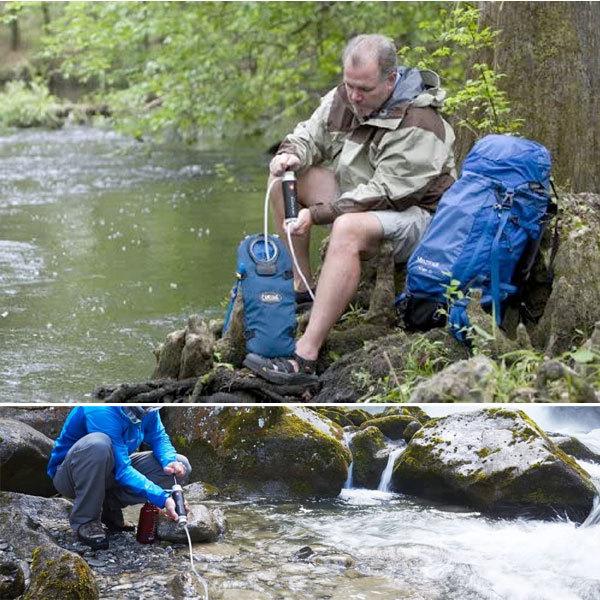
left=268, top=167, right=338, bottom=292
left=295, top=212, right=384, bottom=362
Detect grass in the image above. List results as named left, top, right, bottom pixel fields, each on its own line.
left=0, top=79, right=62, bottom=128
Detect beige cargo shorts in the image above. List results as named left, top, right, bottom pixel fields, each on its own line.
left=370, top=206, right=432, bottom=263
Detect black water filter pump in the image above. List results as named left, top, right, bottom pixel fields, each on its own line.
left=282, top=171, right=299, bottom=225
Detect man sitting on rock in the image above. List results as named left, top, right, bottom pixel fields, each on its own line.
left=245, top=34, right=456, bottom=385
left=47, top=406, right=190, bottom=550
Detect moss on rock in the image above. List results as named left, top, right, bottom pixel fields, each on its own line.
left=24, top=546, right=98, bottom=600
left=359, top=415, right=416, bottom=440
left=350, top=426, right=388, bottom=489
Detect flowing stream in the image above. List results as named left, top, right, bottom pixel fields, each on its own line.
left=0, top=126, right=310, bottom=402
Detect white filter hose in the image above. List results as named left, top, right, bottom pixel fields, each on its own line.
left=184, top=524, right=209, bottom=600
left=264, top=176, right=315, bottom=302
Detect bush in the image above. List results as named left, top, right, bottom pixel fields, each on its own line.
left=0, top=80, right=62, bottom=128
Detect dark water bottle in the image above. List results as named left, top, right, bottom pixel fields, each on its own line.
left=172, top=484, right=187, bottom=525
left=136, top=501, right=159, bottom=544
left=282, top=171, right=299, bottom=224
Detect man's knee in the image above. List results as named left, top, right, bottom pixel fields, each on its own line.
left=329, top=213, right=383, bottom=253
left=76, top=432, right=113, bottom=458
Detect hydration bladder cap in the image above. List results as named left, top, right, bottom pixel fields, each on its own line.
left=249, top=236, right=278, bottom=263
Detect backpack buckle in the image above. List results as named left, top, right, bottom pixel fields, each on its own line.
left=501, top=191, right=514, bottom=208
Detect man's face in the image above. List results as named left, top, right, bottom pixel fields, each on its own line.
left=343, top=59, right=396, bottom=118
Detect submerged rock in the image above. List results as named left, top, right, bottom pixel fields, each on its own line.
left=0, top=419, right=56, bottom=497
left=157, top=504, right=225, bottom=543
left=392, top=408, right=596, bottom=520
left=161, top=406, right=350, bottom=498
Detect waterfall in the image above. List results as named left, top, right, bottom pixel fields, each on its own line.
left=377, top=446, right=405, bottom=492
left=581, top=496, right=600, bottom=528
left=343, top=431, right=355, bottom=489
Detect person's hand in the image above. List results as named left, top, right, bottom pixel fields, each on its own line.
left=163, top=461, right=186, bottom=478
left=286, top=208, right=312, bottom=237
left=164, top=497, right=178, bottom=521
left=269, top=153, right=301, bottom=177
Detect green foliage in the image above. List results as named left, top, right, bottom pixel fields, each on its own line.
left=0, top=79, right=62, bottom=128
left=37, top=1, right=445, bottom=142
left=399, top=4, right=523, bottom=136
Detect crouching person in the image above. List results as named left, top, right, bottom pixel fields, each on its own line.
left=47, top=406, right=191, bottom=550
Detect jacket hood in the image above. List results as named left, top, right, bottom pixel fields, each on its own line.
left=374, top=67, right=446, bottom=118
left=120, top=406, right=160, bottom=424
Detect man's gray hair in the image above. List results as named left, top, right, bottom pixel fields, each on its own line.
left=342, top=34, right=397, bottom=80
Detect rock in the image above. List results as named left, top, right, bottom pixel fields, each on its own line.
left=392, top=408, right=596, bottom=520
left=402, top=421, right=421, bottom=443
left=316, top=329, right=466, bottom=403
left=364, top=241, right=396, bottom=327
left=161, top=406, right=350, bottom=498
left=0, top=547, right=25, bottom=599
left=533, top=197, right=600, bottom=355
left=178, top=316, right=215, bottom=379
left=24, top=545, right=98, bottom=600
left=359, top=415, right=416, bottom=440
left=152, top=328, right=186, bottom=379
left=536, top=359, right=598, bottom=402
left=214, top=288, right=247, bottom=367
left=0, top=407, right=70, bottom=439
left=345, top=409, right=372, bottom=427
left=547, top=433, right=600, bottom=462
left=350, top=427, right=387, bottom=489
left=409, top=355, right=496, bottom=403
left=157, top=504, right=225, bottom=543
left=382, top=406, right=431, bottom=424
left=0, top=420, right=56, bottom=496
left=315, top=408, right=354, bottom=428
left=182, top=481, right=220, bottom=502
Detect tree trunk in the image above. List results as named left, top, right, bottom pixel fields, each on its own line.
left=10, top=18, right=20, bottom=51
left=479, top=1, right=600, bottom=193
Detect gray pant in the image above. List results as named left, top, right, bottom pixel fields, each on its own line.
left=52, top=432, right=191, bottom=529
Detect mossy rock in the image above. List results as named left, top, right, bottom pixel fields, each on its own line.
left=392, top=408, right=596, bottom=521
left=345, top=408, right=372, bottom=427
left=547, top=433, right=600, bottom=463
left=314, top=408, right=354, bottom=428
left=162, top=406, right=350, bottom=498
left=350, top=426, right=388, bottom=489
left=402, top=421, right=422, bottom=443
left=382, top=406, right=431, bottom=425
left=359, top=415, right=416, bottom=440
left=24, top=546, right=98, bottom=600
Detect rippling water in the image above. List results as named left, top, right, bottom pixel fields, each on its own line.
left=0, top=126, right=278, bottom=401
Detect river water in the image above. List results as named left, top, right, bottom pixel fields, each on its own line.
left=0, top=126, right=287, bottom=402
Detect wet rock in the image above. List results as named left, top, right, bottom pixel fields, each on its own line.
left=157, top=505, right=225, bottom=543
left=0, top=547, right=25, bottom=599
left=0, top=419, right=56, bottom=496
left=402, top=420, right=422, bottom=443
left=24, top=545, right=98, bottom=600
left=392, top=408, right=596, bottom=521
left=350, top=427, right=387, bottom=489
left=359, top=415, right=416, bottom=440
left=547, top=433, right=600, bottom=462
left=291, top=546, right=314, bottom=561
left=315, top=408, right=354, bottom=428
left=309, top=553, right=354, bottom=568
left=182, top=481, right=220, bottom=502
left=382, top=406, right=431, bottom=425
left=161, top=406, right=350, bottom=499
left=409, top=355, right=496, bottom=403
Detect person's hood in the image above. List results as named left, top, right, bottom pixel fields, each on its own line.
left=121, top=406, right=161, bottom=424
left=373, top=66, right=446, bottom=118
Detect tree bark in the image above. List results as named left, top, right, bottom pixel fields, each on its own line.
left=10, top=18, right=20, bottom=51
left=479, top=1, right=600, bottom=193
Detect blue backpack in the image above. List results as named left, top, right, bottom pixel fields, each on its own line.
left=223, top=234, right=296, bottom=357
left=397, top=134, right=555, bottom=342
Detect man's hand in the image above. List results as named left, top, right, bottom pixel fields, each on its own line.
left=269, top=153, right=301, bottom=177
left=286, top=208, right=313, bottom=237
left=164, top=497, right=178, bottom=521
left=163, top=461, right=186, bottom=478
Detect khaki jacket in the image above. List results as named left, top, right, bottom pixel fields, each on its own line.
left=277, top=70, right=456, bottom=225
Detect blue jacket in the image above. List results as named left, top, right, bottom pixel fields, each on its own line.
left=47, top=407, right=178, bottom=508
